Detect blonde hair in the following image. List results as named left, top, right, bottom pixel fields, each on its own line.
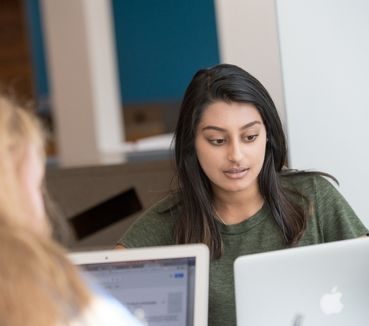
left=0, top=95, right=48, bottom=232
left=0, top=226, right=91, bottom=326
left=0, top=95, right=92, bottom=325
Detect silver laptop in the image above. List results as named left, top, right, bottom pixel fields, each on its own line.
left=69, top=244, right=209, bottom=326
left=234, top=238, right=369, bottom=326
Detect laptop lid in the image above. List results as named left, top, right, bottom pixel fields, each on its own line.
left=234, top=238, right=369, bottom=326
left=69, top=244, right=209, bottom=326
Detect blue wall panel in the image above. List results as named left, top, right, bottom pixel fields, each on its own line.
left=24, top=0, right=49, bottom=110
left=111, top=0, right=220, bottom=103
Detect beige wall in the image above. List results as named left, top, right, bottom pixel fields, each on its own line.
left=41, top=0, right=124, bottom=167
left=214, top=0, right=286, bottom=127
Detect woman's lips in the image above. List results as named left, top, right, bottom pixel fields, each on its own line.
left=223, top=168, right=249, bottom=179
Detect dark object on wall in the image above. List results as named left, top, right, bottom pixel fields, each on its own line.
left=45, top=159, right=174, bottom=249
left=69, top=188, right=142, bottom=240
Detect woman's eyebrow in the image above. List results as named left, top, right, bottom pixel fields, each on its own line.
left=201, top=120, right=262, bottom=132
left=240, top=120, right=262, bottom=130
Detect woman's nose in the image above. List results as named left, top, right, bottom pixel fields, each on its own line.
left=227, top=140, right=243, bottom=162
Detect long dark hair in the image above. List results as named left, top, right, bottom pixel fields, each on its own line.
left=173, top=64, right=330, bottom=259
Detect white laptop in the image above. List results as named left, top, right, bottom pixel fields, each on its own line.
left=69, top=244, right=209, bottom=326
left=234, top=238, right=369, bottom=326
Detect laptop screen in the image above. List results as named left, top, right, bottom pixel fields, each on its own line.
left=80, top=256, right=196, bottom=325
left=70, top=244, right=209, bottom=325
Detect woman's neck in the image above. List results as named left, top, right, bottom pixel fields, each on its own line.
left=213, top=187, right=264, bottom=225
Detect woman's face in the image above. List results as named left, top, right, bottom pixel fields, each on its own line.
left=195, top=101, right=267, bottom=198
left=19, top=145, right=47, bottom=234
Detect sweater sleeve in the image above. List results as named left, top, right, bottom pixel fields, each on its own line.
left=117, top=196, right=177, bottom=248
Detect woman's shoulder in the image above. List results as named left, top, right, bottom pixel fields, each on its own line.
left=140, top=192, right=180, bottom=220
left=118, top=193, right=180, bottom=247
left=281, top=170, right=335, bottom=194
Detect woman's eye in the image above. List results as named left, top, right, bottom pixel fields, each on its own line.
left=243, top=135, right=258, bottom=142
left=209, top=138, right=226, bottom=145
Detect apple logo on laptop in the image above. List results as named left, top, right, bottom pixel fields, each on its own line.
left=319, top=286, right=344, bottom=315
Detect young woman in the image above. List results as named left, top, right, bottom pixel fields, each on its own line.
left=0, top=95, right=142, bottom=326
left=117, top=64, right=368, bottom=326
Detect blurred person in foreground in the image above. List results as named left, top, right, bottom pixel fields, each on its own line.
left=0, top=95, right=142, bottom=326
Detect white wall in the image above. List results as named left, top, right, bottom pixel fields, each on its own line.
left=276, top=0, right=369, bottom=226
left=214, top=0, right=286, bottom=125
